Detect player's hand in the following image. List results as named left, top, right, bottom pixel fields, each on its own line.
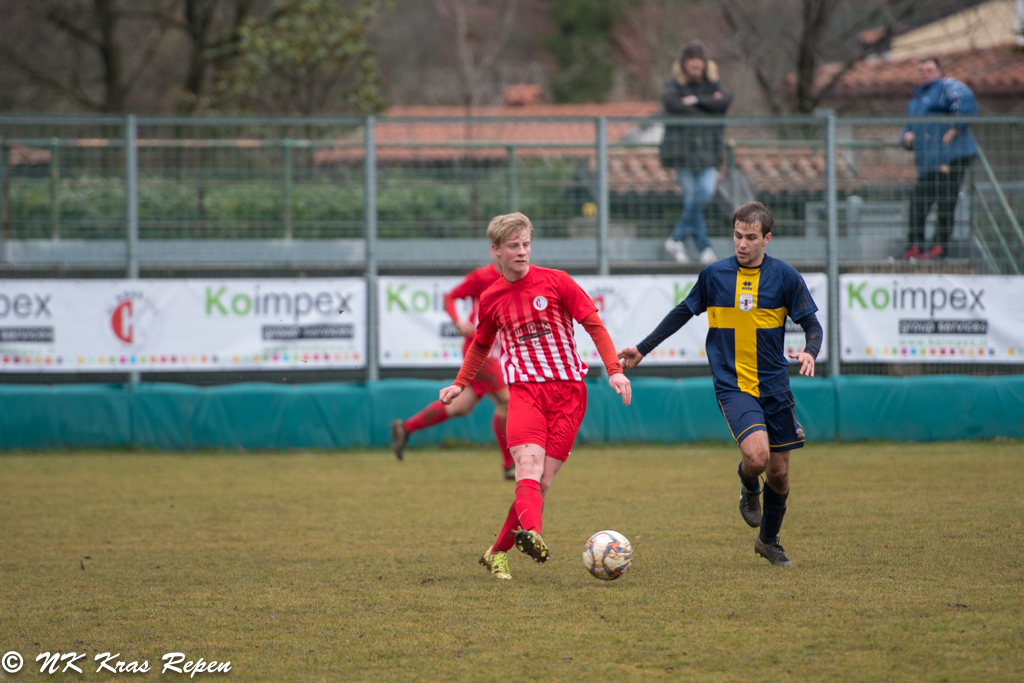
left=789, top=351, right=815, bottom=377
left=439, top=384, right=463, bottom=405
left=938, top=164, right=951, bottom=174
left=454, top=319, right=475, bottom=337
left=617, top=346, right=644, bottom=370
left=901, top=131, right=914, bottom=149
left=942, top=128, right=957, bottom=145
left=609, top=372, right=631, bottom=406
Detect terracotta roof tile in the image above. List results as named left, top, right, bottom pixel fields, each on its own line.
left=314, top=103, right=919, bottom=193
left=502, top=84, right=545, bottom=106
left=314, top=102, right=661, bottom=165
left=822, top=43, right=1024, bottom=99
left=2, top=144, right=53, bottom=166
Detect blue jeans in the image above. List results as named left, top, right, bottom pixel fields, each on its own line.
left=670, top=167, right=717, bottom=251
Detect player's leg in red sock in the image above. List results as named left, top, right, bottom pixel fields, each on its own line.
left=492, top=413, right=513, bottom=469
left=402, top=400, right=448, bottom=434
left=514, top=478, right=544, bottom=533
left=492, top=502, right=519, bottom=552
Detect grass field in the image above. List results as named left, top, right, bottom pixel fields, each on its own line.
left=2, top=441, right=1022, bottom=682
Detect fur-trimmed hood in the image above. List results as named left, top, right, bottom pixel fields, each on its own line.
left=673, top=59, right=719, bottom=85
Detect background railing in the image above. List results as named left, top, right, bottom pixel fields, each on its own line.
left=1, top=113, right=1022, bottom=383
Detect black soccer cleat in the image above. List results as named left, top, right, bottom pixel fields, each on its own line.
left=503, top=465, right=516, bottom=481
left=755, top=536, right=794, bottom=567
left=514, top=529, right=550, bottom=565
left=390, top=418, right=409, bottom=461
left=739, top=481, right=763, bottom=527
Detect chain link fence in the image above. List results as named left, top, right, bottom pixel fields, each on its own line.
left=1, top=113, right=1021, bottom=384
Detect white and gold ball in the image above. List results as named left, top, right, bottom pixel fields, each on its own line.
left=582, top=530, right=632, bottom=581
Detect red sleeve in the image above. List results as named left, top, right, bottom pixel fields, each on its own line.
left=471, top=301, right=498, bottom=348
left=453, top=339, right=491, bottom=389
left=444, top=267, right=491, bottom=322
left=580, top=311, right=623, bottom=375
left=453, top=289, right=500, bottom=389
left=557, top=271, right=598, bottom=322
left=443, top=292, right=460, bottom=322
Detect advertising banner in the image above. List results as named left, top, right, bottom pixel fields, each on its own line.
left=378, top=277, right=471, bottom=367
left=840, top=274, right=1024, bottom=363
left=378, top=272, right=828, bottom=368
left=0, top=279, right=366, bottom=372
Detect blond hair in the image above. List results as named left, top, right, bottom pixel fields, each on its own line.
left=486, top=212, right=534, bottom=246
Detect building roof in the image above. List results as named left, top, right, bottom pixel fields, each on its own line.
left=313, top=102, right=662, bottom=165
left=602, top=147, right=881, bottom=196
left=821, top=44, right=1024, bottom=100
left=314, top=103, right=918, bottom=193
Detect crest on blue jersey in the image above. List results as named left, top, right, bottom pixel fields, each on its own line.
left=739, top=293, right=754, bottom=312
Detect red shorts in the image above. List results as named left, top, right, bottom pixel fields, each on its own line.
left=469, top=355, right=507, bottom=398
left=506, top=381, right=588, bottom=461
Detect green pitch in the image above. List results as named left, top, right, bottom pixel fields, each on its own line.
left=2, top=442, right=1022, bottom=682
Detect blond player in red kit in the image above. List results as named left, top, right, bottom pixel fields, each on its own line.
left=390, top=257, right=515, bottom=479
left=439, top=212, right=632, bottom=581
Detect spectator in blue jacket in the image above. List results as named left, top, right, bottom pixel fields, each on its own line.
left=901, top=57, right=978, bottom=260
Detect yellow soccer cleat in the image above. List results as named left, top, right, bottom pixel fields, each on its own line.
left=479, top=547, right=512, bottom=580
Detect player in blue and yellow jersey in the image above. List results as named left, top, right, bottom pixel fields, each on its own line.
left=618, top=202, right=822, bottom=567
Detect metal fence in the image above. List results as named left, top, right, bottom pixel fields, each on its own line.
left=1, top=112, right=1022, bottom=383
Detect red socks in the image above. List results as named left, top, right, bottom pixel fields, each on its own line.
left=492, top=479, right=544, bottom=552
left=402, top=401, right=448, bottom=434
left=492, top=413, right=513, bottom=469
left=492, top=502, right=519, bottom=552
left=513, top=479, right=544, bottom=533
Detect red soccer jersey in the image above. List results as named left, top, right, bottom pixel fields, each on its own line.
left=444, top=263, right=502, bottom=355
left=475, top=266, right=598, bottom=384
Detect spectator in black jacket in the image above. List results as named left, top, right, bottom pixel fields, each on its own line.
left=659, top=41, right=732, bottom=265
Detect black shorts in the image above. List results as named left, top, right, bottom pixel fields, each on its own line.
left=716, top=389, right=805, bottom=452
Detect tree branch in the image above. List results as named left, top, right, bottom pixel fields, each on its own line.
left=1, top=45, right=101, bottom=110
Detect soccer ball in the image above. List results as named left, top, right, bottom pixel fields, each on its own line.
left=582, top=530, right=632, bottom=581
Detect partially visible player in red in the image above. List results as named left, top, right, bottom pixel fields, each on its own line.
left=439, top=212, right=632, bottom=581
left=390, top=257, right=515, bottom=480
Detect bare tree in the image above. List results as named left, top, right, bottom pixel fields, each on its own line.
left=0, top=0, right=175, bottom=112
left=719, top=0, right=920, bottom=113
left=612, top=0, right=727, bottom=102
left=178, top=0, right=257, bottom=109
left=432, top=0, right=519, bottom=112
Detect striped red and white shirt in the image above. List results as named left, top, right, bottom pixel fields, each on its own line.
left=474, top=266, right=597, bottom=384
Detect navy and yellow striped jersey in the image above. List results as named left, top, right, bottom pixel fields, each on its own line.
left=683, top=255, right=817, bottom=398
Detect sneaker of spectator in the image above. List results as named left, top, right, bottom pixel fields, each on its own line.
left=920, top=245, right=944, bottom=260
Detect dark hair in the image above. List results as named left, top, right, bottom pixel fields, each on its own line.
left=732, top=202, right=774, bottom=236
left=679, top=41, right=709, bottom=64
left=918, top=56, right=941, bottom=70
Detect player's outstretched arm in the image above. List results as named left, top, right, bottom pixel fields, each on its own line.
left=443, top=291, right=476, bottom=337
left=608, top=372, right=631, bottom=406
left=439, top=384, right=464, bottom=405
left=578, top=312, right=632, bottom=408
left=617, top=346, right=644, bottom=369
left=788, top=352, right=815, bottom=377
left=629, top=302, right=695, bottom=366
left=441, top=338, right=491, bottom=404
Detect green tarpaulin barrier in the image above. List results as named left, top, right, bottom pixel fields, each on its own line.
left=834, top=375, right=1024, bottom=442
left=0, top=376, right=1019, bottom=450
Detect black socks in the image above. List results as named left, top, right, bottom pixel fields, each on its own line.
left=759, top=482, right=789, bottom=545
